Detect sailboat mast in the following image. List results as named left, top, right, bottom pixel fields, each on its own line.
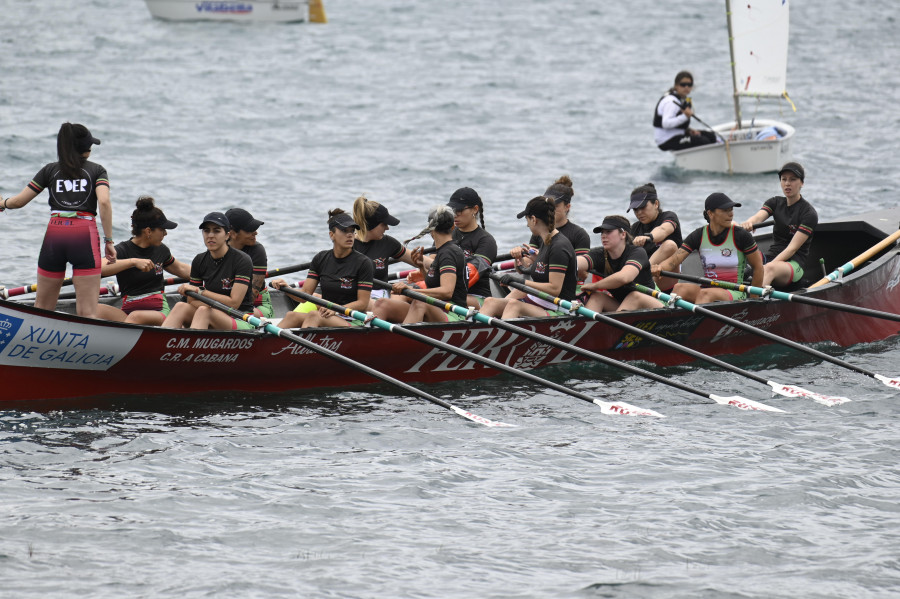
left=725, top=0, right=742, bottom=129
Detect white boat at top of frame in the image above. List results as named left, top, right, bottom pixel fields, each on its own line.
left=673, top=0, right=797, bottom=174
left=144, top=0, right=327, bottom=23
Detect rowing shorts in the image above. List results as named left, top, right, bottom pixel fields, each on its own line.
left=468, top=295, right=486, bottom=307
left=727, top=289, right=748, bottom=301
left=254, top=289, right=275, bottom=318
left=231, top=317, right=255, bottom=331
left=762, top=255, right=804, bottom=283
left=122, top=292, right=170, bottom=316
left=436, top=311, right=466, bottom=323
left=37, top=215, right=101, bottom=277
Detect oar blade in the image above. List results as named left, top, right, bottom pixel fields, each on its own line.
left=767, top=382, right=850, bottom=406
left=875, top=374, right=900, bottom=390
left=709, top=394, right=786, bottom=413
left=451, top=406, right=517, bottom=427
left=592, top=399, right=665, bottom=418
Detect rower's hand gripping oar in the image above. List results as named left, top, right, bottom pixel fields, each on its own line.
left=489, top=273, right=785, bottom=412
left=185, top=290, right=513, bottom=427
left=633, top=283, right=900, bottom=392
left=661, top=270, right=900, bottom=325
left=281, top=284, right=663, bottom=417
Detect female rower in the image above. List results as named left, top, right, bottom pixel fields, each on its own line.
left=627, top=183, right=682, bottom=291
left=271, top=209, right=373, bottom=329
left=482, top=196, right=577, bottom=319
left=95, top=196, right=190, bottom=324
left=653, top=193, right=763, bottom=303
left=388, top=205, right=468, bottom=324
left=225, top=208, right=273, bottom=318
left=512, top=175, right=590, bottom=267
left=577, top=215, right=663, bottom=312
left=351, top=195, right=415, bottom=308
left=739, top=162, right=818, bottom=287
left=0, top=123, right=115, bottom=318
left=447, top=187, right=497, bottom=307
left=161, top=212, right=255, bottom=330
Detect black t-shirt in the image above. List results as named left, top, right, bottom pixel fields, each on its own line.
left=353, top=235, right=405, bottom=283
left=630, top=210, right=683, bottom=257
left=29, top=160, right=109, bottom=214
left=190, top=247, right=255, bottom=313
left=114, top=240, right=175, bottom=296
left=530, top=220, right=591, bottom=256
left=424, top=242, right=469, bottom=306
left=585, top=244, right=654, bottom=302
left=761, top=196, right=818, bottom=267
left=453, top=226, right=497, bottom=297
left=309, top=249, right=374, bottom=306
left=528, top=233, right=577, bottom=301
left=239, top=243, right=268, bottom=278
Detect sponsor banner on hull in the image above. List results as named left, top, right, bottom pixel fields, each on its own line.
left=0, top=308, right=141, bottom=371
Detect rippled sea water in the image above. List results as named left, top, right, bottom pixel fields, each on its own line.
left=2, top=1, right=899, bottom=597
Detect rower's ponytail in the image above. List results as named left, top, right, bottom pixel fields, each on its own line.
left=543, top=197, right=556, bottom=247
left=352, top=195, right=372, bottom=241
left=403, top=205, right=454, bottom=245
left=57, top=123, right=86, bottom=179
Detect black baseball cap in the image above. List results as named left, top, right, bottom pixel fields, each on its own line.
left=447, top=187, right=482, bottom=211
left=778, top=162, right=805, bottom=182
left=627, top=190, right=658, bottom=212
left=593, top=216, right=628, bottom=233
left=328, top=212, right=360, bottom=231
left=199, top=212, right=230, bottom=229
left=225, top=208, right=264, bottom=232
left=150, top=211, right=178, bottom=230
left=73, top=125, right=101, bottom=152
left=368, top=203, right=400, bottom=228
left=704, top=193, right=741, bottom=211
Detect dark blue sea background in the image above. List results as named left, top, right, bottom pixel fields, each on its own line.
left=1, top=1, right=899, bottom=597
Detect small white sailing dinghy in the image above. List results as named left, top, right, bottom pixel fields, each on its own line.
left=144, top=0, right=326, bottom=23
left=673, top=0, right=796, bottom=174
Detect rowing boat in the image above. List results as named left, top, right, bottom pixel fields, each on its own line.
left=1, top=208, right=898, bottom=403
left=143, top=0, right=327, bottom=23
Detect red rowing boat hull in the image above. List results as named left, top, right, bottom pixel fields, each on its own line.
left=2, top=245, right=898, bottom=402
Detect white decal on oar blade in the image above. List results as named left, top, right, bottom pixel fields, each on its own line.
left=709, top=394, right=786, bottom=413
left=451, top=407, right=516, bottom=427
left=875, top=374, right=900, bottom=389
left=0, top=309, right=140, bottom=371
left=592, top=399, right=665, bottom=418
left=768, top=382, right=850, bottom=406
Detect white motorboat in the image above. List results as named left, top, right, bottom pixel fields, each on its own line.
left=144, top=0, right=326, bottom=23
left=673, top=0, right=796, bottom=174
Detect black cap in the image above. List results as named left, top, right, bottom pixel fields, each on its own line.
left=328, top=212, right=360, bottom=231
left=593, top=216, right=628, bottom=233
left=543, top=185, right=573, bottom=204
left=199, top=212, right=230, bottom=229
left=778, top=162, right=805, bottom=182
left=627, top=190, right=658, bottom=212
left=225, top=208, right=264, bottom=232
left=447, top=187, right=482, bottom=211
left=516, top=196, right=554, bottom=220
left=149, top=211, right=178, bottom=230
left=368, top=203, right=400, bottom=228
left=704, top=192, right=742, bottom=211
left=74, top=126, right=101, bottom=152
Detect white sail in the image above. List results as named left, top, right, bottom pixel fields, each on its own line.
left=729, top=0, right=790, bottom=98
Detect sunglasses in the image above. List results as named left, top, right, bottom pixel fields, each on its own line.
left=678, top=81, right=694, bottom=87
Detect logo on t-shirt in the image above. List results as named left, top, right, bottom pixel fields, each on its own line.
left=340, top=277, right=355, bottom=289
left=373, top=258, right=386, bottom=270
left=221, top=277, right=234, bottom=290
left=721, top=249, right=732, bottom=257
left=534, top=261, right=547, bottom=275
left=154, top=262, right=164, bottom=275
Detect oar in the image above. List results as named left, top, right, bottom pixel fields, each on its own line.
left=279, top=285, right=663, bottom=417
left=487, top=275, right=790, bottom=411
left=633, top=283, right=900, bottom=391
left=396, top=278, right=784, bottom=412
left=57, top=282, right=120, bottom=301
left=662, top=270, right=900, bottom=324
left=809, top=229, right=900, bottom=288
left=386, top=252, right=516, bottom=282
left=184, top=290, right=512, bottom=427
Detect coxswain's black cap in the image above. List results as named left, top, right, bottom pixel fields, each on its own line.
left=225, top=208, right=264, bottom=232
left=447, top=187, right=482, bottom=211
left=74, top=126, right=101, bottom=152
left=705, top=193, right=741, bottom=211
left=199, top=212, right=230, bottom=229
left=778, top=162, right=805, bottom=182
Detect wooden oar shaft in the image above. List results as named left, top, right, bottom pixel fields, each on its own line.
left=662, top=270, right=900, bottom=323
left=633, top=283, right=879, bottom=379
left=809, top=229, right=900, bottom=288
left=184, top=290, right=505, bottom=425
left=283, top=286, right=657, bottom=415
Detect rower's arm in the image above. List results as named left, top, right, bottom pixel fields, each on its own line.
left=740, top=209, right=769, bottom=231
left=748, top=250, right=765, bottom=288
left=584, top=265, right=639, bottom=291
left=653, top=247, right=690, bottom=276
left=770, top=231, right=810, bottom=264
left=526, top=271, right=565, bottom=298
left=165, top=259, right=192, bottom=280
left=0, top=186, right=38, bottom=210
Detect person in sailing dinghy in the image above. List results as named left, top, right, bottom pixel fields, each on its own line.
left=653, top=71, right=717, bottom=151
